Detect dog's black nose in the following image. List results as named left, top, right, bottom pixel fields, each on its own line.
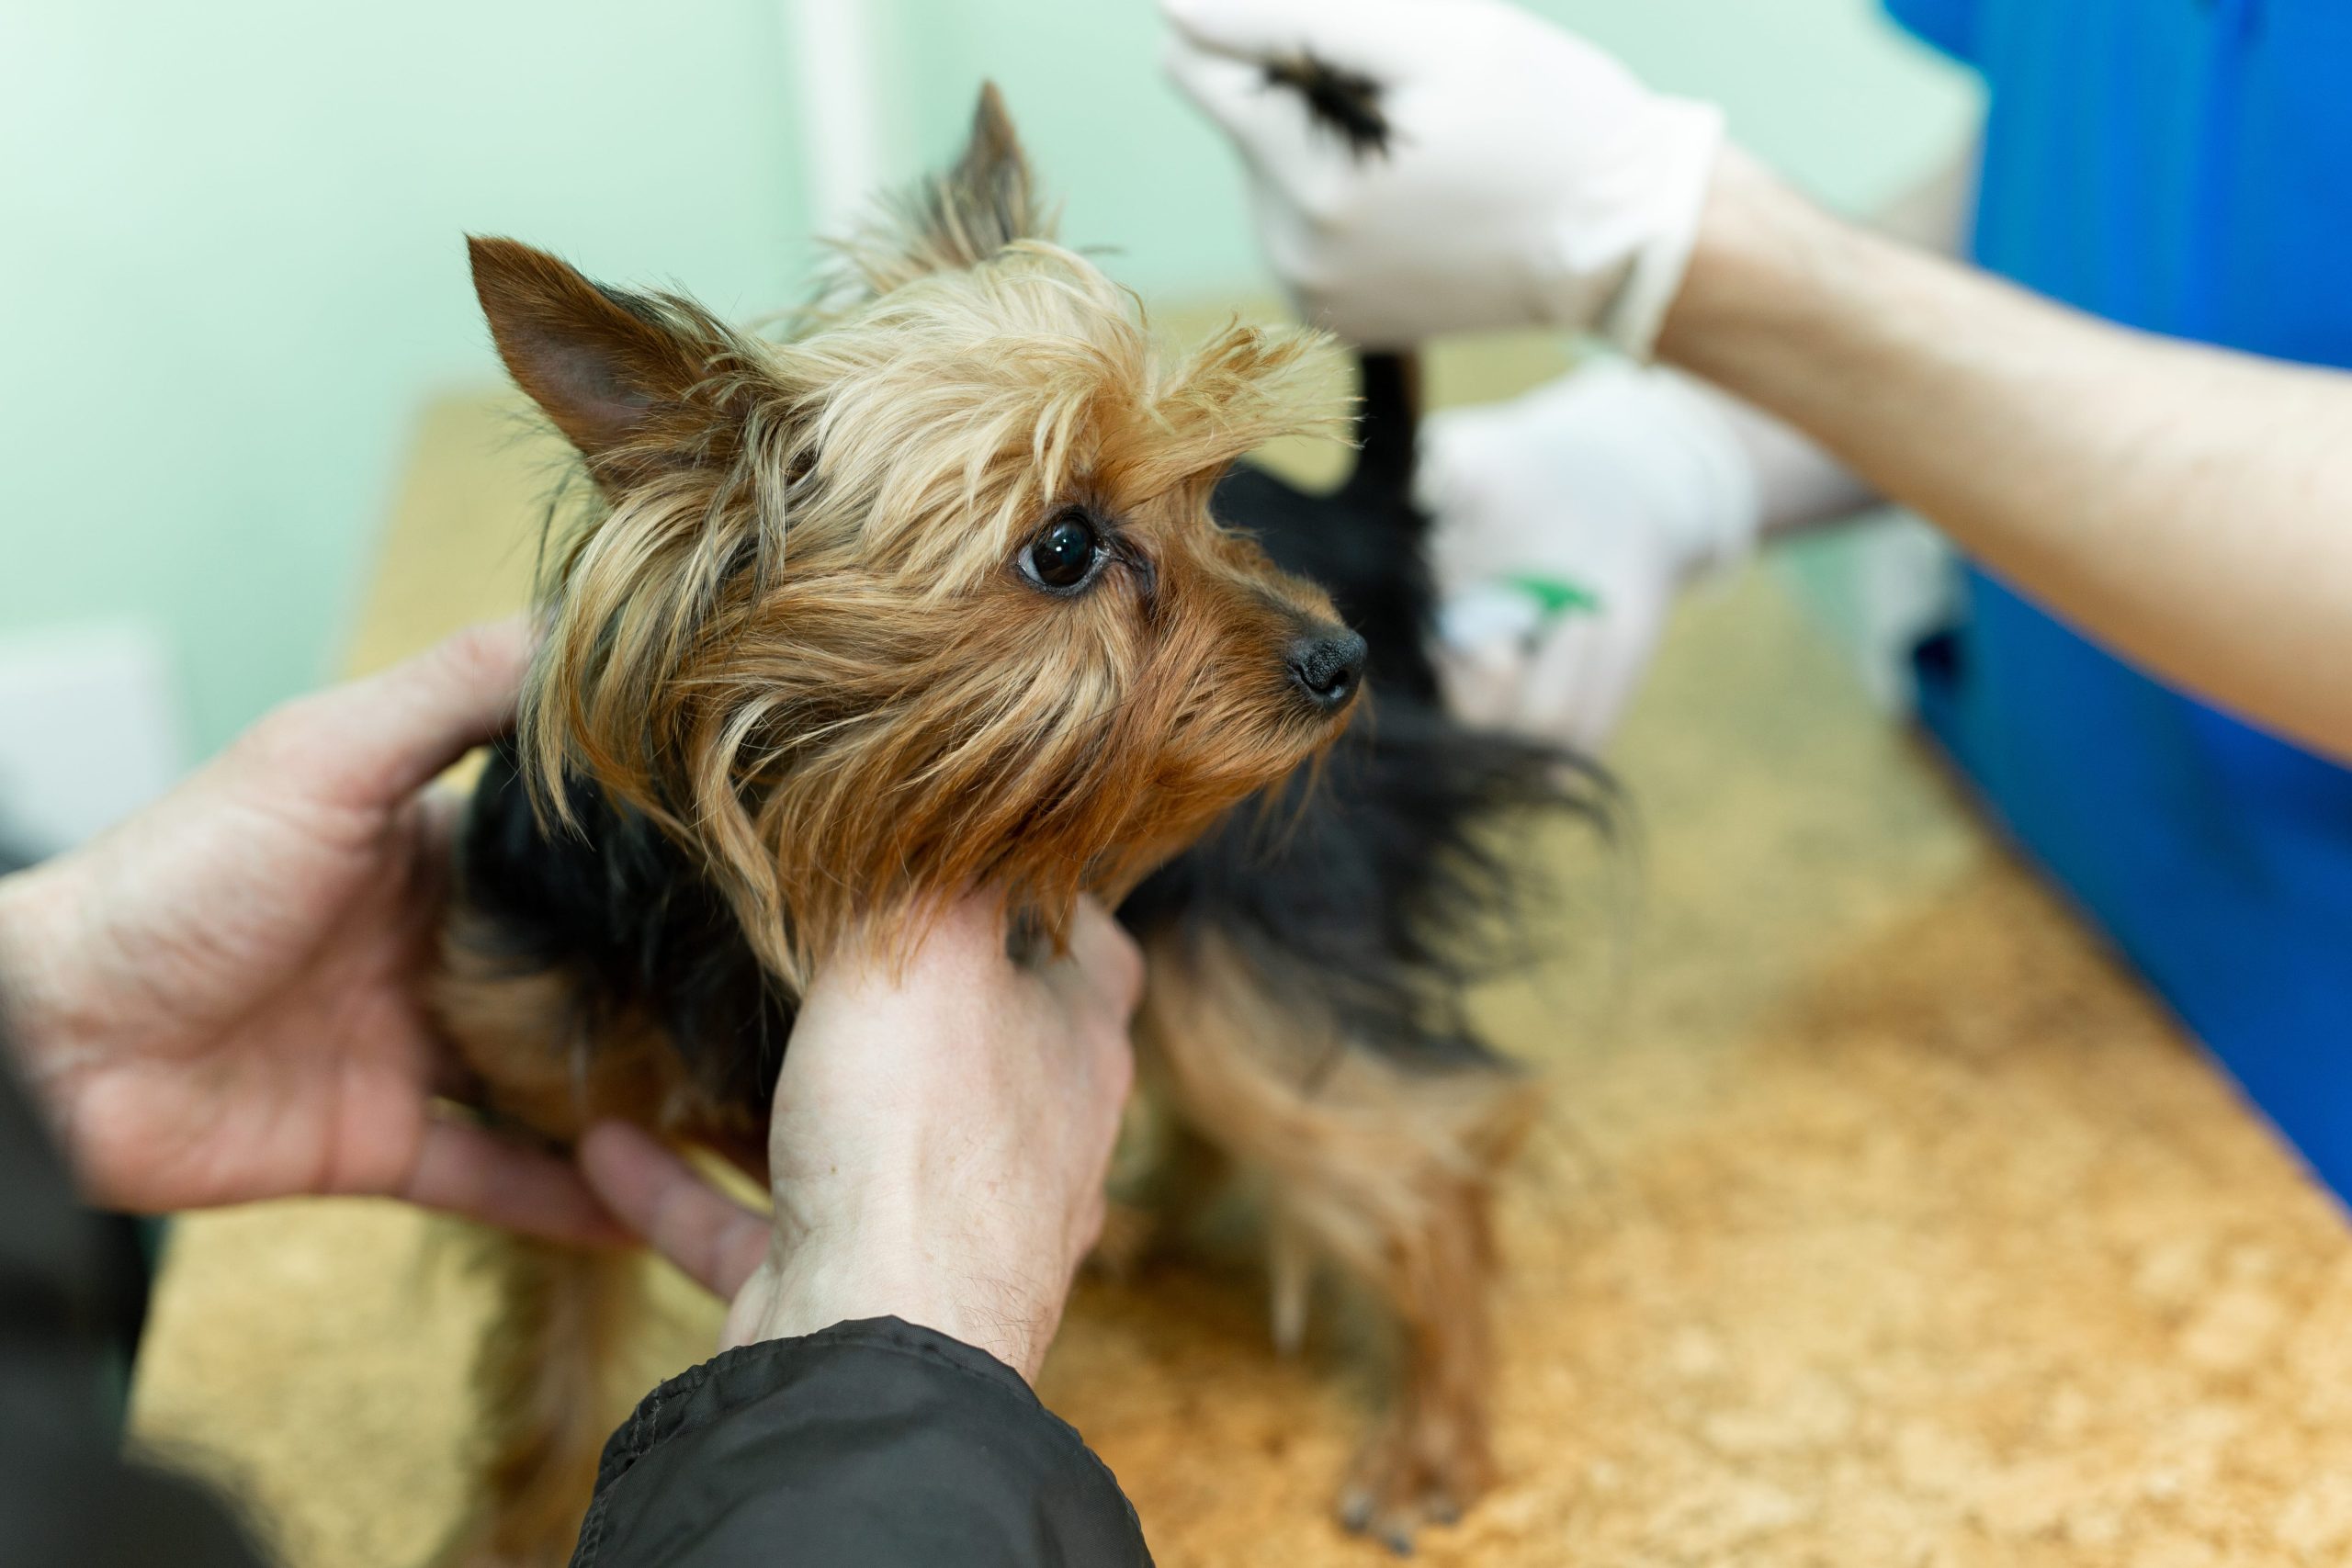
left=1287, top=628, right=1368, bottom=712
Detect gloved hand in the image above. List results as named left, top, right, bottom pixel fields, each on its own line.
left=1421, top=360, right=1763, bottom=751
left=1159, top=0, right=1724, bottom=354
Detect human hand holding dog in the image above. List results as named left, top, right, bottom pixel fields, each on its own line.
left=1160, top=0, right=1722, bottom=353
left=0, top=620, right=622, bottom=1244
left=579, top=894, right=1143, bottom=1383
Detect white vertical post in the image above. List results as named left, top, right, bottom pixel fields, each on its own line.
left=784, top=0, right=890, bottom=233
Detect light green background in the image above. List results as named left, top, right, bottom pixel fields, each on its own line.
left=0, top=1, right=1977, bottom=755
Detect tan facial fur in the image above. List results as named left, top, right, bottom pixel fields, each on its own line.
left=470, top=89, right=1354, bottom=990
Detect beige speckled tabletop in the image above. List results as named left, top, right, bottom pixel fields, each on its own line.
left=128, top=333, right=2352, bottom=1568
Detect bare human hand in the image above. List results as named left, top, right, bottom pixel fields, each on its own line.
left=580, top=893, right=1143, bottom=1382
left=0, top=621, right=622, bottom=1245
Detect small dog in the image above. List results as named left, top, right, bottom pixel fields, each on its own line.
left=437, top=85, right=1592, bottom=1562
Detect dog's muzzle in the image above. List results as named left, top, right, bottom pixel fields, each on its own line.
left=1287, top=627, right=1368, bottom=713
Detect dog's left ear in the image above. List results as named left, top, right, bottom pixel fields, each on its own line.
left=469, top=235, right=775, bottom=484
left=846, top=83, right=1054, bottom=293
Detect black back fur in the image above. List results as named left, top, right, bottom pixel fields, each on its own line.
left=457, top=354, right=1599, bottom=1115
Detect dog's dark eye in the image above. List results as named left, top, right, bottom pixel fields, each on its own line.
left=1025, top=513, right=1100, bottom=591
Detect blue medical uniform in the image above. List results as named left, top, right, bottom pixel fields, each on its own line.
left=1883, top=0, right=2352, bottom=1197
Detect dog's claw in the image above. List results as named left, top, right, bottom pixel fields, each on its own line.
left=1339, top=1477, right=1453, bottom=1554
left=1337, top=1415, right=1487, bottom=1551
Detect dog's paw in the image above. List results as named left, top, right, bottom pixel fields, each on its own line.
left=1336, top=1416, right=1493, bottom=1556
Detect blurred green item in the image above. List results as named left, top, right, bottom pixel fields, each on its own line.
left=1506, top=572, right=1604, bottom=618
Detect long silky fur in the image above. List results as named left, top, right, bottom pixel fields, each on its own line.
left=441, top=82, right=1608, bottom=1561
left=467, top=92, right=1344, bottom=998
left=458, top=347, right=1605, bottom=1124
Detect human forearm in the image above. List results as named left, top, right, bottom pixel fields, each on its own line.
left=1664, top=150, right=2352, bottom=761
left=1690, top=140, right=1980, bottom=539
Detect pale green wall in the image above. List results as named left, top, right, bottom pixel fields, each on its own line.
left=0, top=1, right=817, bottom=752
left=0, top=1, right=1977, bottom=756
left=893, top=0, right=1979, bottom=298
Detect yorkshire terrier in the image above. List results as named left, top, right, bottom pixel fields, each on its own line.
left=436, top=85, right=1591, bottom=1562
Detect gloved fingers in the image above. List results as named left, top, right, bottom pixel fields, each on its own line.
left=1436, top=609, right=1639, bottom=753
left=1551, top=595, right=1667, bottom=753
left=1162, top=35, right=1355, bottom=195
left=1411, top=407, right=1487, bottom=536
left=1431, top=635, right=1525, bottom=733
left=1160, top=35, right=1279, bottom=140
left=1419, top=448, right=1557, bottom=597
left=1159, top=0, right=1428, bottom=80
left=1516, top=611, right=1602, bottom=751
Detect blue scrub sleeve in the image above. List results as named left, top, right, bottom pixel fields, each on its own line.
left=1883, top=0, right=1981, bottom=64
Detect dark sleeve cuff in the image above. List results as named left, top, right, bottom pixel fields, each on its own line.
left=571, top=1317, right=1150, bottom=1568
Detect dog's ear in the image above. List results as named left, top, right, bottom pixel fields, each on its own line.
left=929, top=82, right=1048, bottom=265
left=473, top=240, right=797, bottom=847
left=469, top=235, right=768, bottom=477
left=846, top=84, right=1055, bottom=292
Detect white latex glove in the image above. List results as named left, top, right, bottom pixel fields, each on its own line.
left=1160, top=0, right=1724, bottom=354
left=1422, top=360, right=1763, bottom=752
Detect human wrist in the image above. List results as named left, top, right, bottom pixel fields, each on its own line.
left=1656, top=145, right=1851, bottom=380
left=1579, top=97, right=1729, bottom=357
left=1659, top=144, right=1956, bottom=532
left=721, top=1185, right=1061, bottom=1380
left=727, top=1248, right=1053, bottom=1382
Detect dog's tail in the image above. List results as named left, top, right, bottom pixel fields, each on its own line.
left=1261, top=52, right=1421, bottom=511
left=1343, top=350, right=1422, bottom=509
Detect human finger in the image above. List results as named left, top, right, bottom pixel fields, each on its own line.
left=412, top=780, right=476, bottom=861
left=1556, top=596, right=1665, bottom=753
left=1519, top=613, right=1611, bottom=752
left=578, top=1121, right=772, bottom=1298
left=1161, top=35, right=1306, bottom=153
left=256, top=617, right=535, bottom=812
left=1059, top=897, right=1146, bottom=1022
left=398, top=1113, right=631, bottom=1247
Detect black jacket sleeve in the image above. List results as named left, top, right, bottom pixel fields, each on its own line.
left=1, top=998, right=1147, bottom=1568
left=0, top=1045, right=265, bottom=1568
left=571, top=1318, right=1152, bottom=1568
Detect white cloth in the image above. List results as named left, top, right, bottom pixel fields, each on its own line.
left=1160, top=0, right=1724, bottom=354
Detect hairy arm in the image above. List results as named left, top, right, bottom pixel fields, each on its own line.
left=1663, top=149, right=2352, bottom=761
left=1697, top=141, right=1979, bottom=538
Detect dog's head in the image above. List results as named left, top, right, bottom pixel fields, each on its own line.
left=470, top=87, right=1360, bottom=983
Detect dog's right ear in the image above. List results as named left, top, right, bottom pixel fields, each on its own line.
left=844, top=84, right=1056, bottom=295
left=925, top=83, right=1050, bottom=265
left=469, top=235, right=767, bottom=480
